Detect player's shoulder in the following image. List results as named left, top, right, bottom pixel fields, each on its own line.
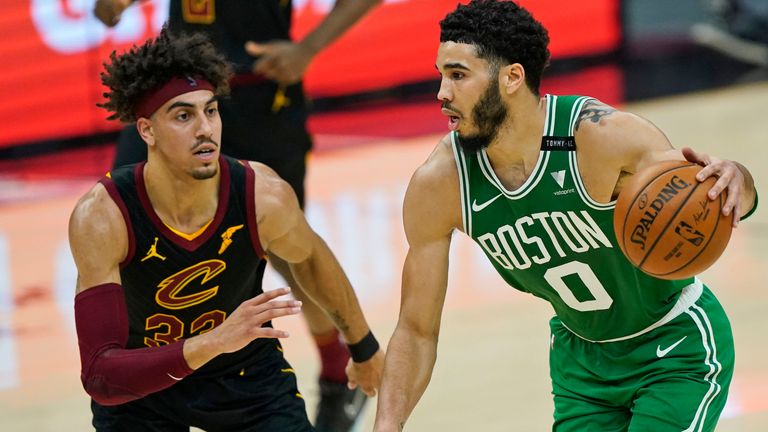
left=575, top=98, right=662, bottom=145
left=244, top=161, right=301, bottom=227
left=245, top=161, right=295, bottom=202
left=574, top=98, right=669, bottom=164
left=573, top=98, right=669, bottom=161
left=403, top=134, right=462, bottom=230
left=410, top=133, right=460, bottom=191
left=69, top=181, right=127, bottom=246
left=575, top=98, right=629, bottom=139
left=70, top=182, right=120, bottom=225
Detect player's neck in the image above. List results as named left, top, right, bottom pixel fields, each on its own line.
left=142, top=160, right=220, bottom=231
left=485, top=94, right=547, bottom=167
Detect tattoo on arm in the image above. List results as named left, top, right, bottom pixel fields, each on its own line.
left=330, top=311, right=350, bottom=333
left=575, top=100, right=616, bottom=131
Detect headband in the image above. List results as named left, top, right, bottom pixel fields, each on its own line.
left=135, top=76, right=215, bottom=119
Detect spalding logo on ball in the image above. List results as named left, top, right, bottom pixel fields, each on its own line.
left=613, top=160, right=733, bottom=280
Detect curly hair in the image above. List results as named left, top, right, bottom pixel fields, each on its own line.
left=98, top=27, right=232, bottom=123
left=440, top=0, right=550, bottom=95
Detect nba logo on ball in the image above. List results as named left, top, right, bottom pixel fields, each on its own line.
left=614, top=160, right=733, bottom=280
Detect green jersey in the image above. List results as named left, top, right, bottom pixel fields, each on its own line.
left=452, top=94, right=699, bottom=341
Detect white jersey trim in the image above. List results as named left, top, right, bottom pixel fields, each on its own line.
left=545, top=94, right=556, bottom=135
left=683, top=304, right=723, bottom=432
left=475, top=95, right=555, bottom=199
left=568, top=152, right=616, bottom=211
left=561, top=277, right=704, bottom=343
left=451, top=132, right=472, bottom=235
left=478, top=150, right=549, bottom=200
left=567, top=96, right=616, bottom=211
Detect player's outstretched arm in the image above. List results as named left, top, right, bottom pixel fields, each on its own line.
left=374, top=138, right=460, bottom=432
left=251, top=162, right=384, bottom=396
left=69, top=183, right=301, bottom=405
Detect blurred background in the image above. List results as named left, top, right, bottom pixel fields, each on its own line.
left=1, top=0, right=766, bottom=430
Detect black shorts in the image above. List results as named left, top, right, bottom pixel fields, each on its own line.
left=91, top=343, right=313, bottom=431
left=113, top=82, right=312, bottom=206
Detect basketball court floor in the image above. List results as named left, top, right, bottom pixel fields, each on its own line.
left=0, top=82, right=766, bottom=431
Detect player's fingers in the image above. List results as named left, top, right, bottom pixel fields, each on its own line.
left=254, top=59, right=281, bottom=79
left=682, top=147, right=707, bottom=166
left=254, top=327, right=291, bottom=339
left=255, top=304, right=302, bottom=322
left=731, top=200, right=742, bottom=228
left=704, top=171, right=728, bottom=199
left=245, top=41, right=269, bottom=57
left=722, top=181, right=741, bottom=218
left=721, top=191, right=737, bottom=216
left=256, top=67, right=277, bottom=81
left=249, top=287, right=291, bottom=305
left=681, top=147, right=697, bottom=161
left=695, top=163, right=721, bottom=182
left=251, top=299, right=302, bottom=315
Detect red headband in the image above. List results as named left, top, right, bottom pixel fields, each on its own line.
left=135, top=76, right=214, bottom=119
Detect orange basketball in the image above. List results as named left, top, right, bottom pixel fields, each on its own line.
left=613, top=160, right=733, bottom=280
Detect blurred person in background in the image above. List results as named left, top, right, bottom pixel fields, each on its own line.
left=692, top=0, right=768, bottom=66
left=94, top=1, right=381, bottom=430
left=373, top=1, right=758, bottom=431
left=70, top=28, right=383, bottom=431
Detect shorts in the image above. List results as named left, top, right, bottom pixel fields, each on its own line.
left=91, top=342, right=313, bottom=431
left=549, top=286, right=734, bottom=432
left=113, top=82, right=312, bottom=206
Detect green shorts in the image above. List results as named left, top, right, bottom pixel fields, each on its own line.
left=549, top=286, right=734, bottom=432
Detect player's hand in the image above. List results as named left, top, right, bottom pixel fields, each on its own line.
left=682, top=147, right=746, bottom=227
left=210, top=287, right=301, bottom=354
left=94, top=0, right=133, bottom=27
left=346, top=349, right=385, bottom=397
left=245, top=40, right=313, bottom=85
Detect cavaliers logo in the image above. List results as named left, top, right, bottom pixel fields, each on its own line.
left=155, top=259, right=225, bottom=309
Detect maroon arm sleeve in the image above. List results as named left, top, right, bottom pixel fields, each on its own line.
left=74, top=283, right=194, bottom=406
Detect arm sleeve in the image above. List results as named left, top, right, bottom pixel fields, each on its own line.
left=74, top=283, right=194, bottom=406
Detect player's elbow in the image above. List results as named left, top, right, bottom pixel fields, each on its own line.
left=81, top=373, right=142, bottom=406
left=398, top=314, right=440, bottom=342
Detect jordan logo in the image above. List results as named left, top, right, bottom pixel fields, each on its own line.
left=550, top=170, right=566, bottom=188
left=219, top=224, right=244, bottom=254
left=141, top=237, right=167, bottom=262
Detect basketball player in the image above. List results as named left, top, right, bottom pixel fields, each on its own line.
left=373, top=1, right=758, bottom=431
left=69, top=29, right=383, bottom=431
left=93, top=1, right=382, bottom=429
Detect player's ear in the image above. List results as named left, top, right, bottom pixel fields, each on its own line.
left=136, top=117, right=155, bottom=147
left=500, top=63, right=525, bottom=95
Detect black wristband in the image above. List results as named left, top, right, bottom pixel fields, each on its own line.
left=347, top=331, right=379, bottom=363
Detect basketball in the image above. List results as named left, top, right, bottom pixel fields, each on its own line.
left=613, top=160, right=733, bottom=280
